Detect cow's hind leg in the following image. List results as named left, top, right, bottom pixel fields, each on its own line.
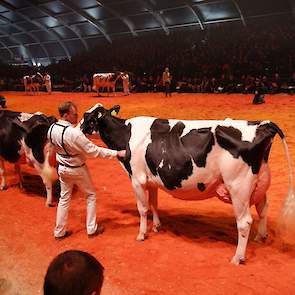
left=148, top=187, right=161, bottom=232
left=231, top=196, right=253, bottom=264
left=227, top=172, right=255, bottom=265
left=0, top=160, right=7, bottom=190
left=33, top=161, right=54, bottom=207
left=132, top=180, right=148, bottom=241
left=254, top=195, right=268, bottom=242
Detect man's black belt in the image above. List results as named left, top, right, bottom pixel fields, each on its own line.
left=58, top=162, right=85, bottom=169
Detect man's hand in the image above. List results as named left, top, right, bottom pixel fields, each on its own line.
left=117, top=150, right=126, bottom=158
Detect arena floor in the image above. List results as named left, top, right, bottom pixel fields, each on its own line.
left=0, top=91, right=295, bottom=295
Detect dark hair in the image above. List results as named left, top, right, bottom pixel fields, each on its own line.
left=43, top=250, right=104, bottom=295
left=58, top=101, right=77, bottom=117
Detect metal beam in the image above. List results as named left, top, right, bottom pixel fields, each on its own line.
left=96, top=1, right=137, bottom=37
left=0, top=26, right=32, bottom=60
left=186, top=1, right=204, bottom=30
left=28, top=0, right=89, bottom=52
left=59, top=0, right=112, bottom=43
left=0, top=39, right=14, bottom=59
left=0, top=0, right=71, bottom=60
left=0, top=14, right=51, bottom=62
left=140, top=0, right=169, bottom=35
left=231, top=0, right=246, bottom=26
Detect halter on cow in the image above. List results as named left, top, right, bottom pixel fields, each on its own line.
left=0, top=110, right=57, bottom=207
left=80, top=103, right=295, bottom=264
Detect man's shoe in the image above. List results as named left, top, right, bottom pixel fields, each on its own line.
left=55, top=230, right=72, bottom=241
left=88, top=224, right=104, bottom=238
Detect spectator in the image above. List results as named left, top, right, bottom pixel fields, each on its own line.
left=82, top=74, right=92, bottom=92
left=44, top=250, right=104, bottom=295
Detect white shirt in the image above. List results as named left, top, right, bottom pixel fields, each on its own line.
left=44, top=74, right=51, bottom=83
left=48, top=120, right=117, bottom=167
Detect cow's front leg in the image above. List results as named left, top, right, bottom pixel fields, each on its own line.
left=0, top=160, right=7, bottom=190
left=132, top=180, right=148, bottom=241
left=148, top=187, right=161, bottom=232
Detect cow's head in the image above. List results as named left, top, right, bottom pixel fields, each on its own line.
left=80, top=104, right=120, bottom=135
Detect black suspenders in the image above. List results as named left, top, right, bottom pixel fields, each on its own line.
left=49, top=123, right=77, bottom=157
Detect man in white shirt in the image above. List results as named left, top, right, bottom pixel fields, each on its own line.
left=48, top=101, right=126, bottom=240
left=44, top=72, right=52, bottom=94
left=122, top=72, right=130, bottom=95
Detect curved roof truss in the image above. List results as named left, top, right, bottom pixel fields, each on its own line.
left=59, top=0, right=112, bottom=43
left=0, top=13, right=49, bottom=60
left=25, top=0, right=89, bottom=52
left=0, top=0, right=293, bottom=65
left=0, top=0, right=70, bottom=60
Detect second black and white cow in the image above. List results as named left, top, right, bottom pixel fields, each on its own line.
left=80, top=104, right=295, bottom=264
left=0, top=110, right=57, bottom=206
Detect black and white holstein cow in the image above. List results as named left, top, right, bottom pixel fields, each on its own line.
left=0, top=110, right=57, bottom=207
left=92, top=72, right=124, bottom=96
left=80, top=104, right=295, bottom=264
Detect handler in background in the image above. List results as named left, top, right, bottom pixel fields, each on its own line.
left=48, top=101, right=126, bottom=240
left=44, top=72, right=52, bottom=94
left=162, top=67, right=172, bottom=97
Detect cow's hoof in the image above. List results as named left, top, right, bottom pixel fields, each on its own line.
left=152, top=224, right=162, bottom=233
left=46, top=203, right=55, bottom=208
left=230, top=255, right=246, bottom=265
left=136, top=233, right=146, bottom=241
left=254, top=233, right=268, bottom=243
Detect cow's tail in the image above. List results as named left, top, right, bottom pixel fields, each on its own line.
left=270, top=122, right=295, bottom=244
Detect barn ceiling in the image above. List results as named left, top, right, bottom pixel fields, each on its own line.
left=0, top=0, right=293, bottom=65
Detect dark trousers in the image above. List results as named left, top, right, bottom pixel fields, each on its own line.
left=165, top=82, right=171, bottom=96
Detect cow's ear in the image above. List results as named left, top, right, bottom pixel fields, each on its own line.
left=110, top=105, right=120, bottom=116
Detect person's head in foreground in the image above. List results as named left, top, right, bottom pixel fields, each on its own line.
left=44, top=250, right=104, bottom=295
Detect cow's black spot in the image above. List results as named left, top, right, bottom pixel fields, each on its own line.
left=215, top=124, right=277, bottom=174
left=181, top=127, right=215, bottom=167
left=146, top=119, right=215, bottom=190
left=197, top=182, right=206, bottom=192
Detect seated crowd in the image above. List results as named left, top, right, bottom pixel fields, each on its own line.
left=1, top=20, right=295, bottom=94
